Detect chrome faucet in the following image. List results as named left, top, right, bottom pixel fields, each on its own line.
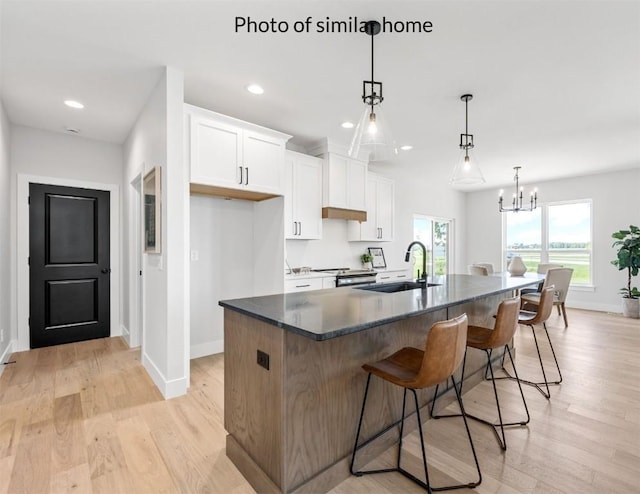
left=404, top=241, right=427, bottom=283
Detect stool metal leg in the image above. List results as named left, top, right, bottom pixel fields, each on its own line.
left=432, top=347, right=530, bottom=450
left=498, top=322, right=562, bottom=399
left=350, top=373, right=372, bottom=476
left=352, top=373, right=482, bottom=491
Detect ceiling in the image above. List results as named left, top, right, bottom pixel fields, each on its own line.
left=1, top=0, right=639, bottom=190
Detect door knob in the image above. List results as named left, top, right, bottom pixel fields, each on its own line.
left=101, top=268, right=111, bottom=274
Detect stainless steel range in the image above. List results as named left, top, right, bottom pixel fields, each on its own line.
left=312, top=268, right=378, bottom=287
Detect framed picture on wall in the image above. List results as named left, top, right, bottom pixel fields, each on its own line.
left=368, top=247, right=386, bottom=269
left=143, top=166, right=161, bottom=254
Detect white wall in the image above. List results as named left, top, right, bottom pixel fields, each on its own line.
left=123, top=66, right=187, bottom=398
left=9, top=125, right=123, bottom=352
left=190, top=195, right=254, bottom=356
left=190, top=194, right=284, bottom=358
left=10, top=125, right=123, bottom=184
left=466, top=167, right=640, bottom=312
left=0, top=101, right=12, bottom=368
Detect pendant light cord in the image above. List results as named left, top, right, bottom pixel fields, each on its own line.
left=465, top=97, right=469, bottom=135
left=370, top=27, right=375, bottom=113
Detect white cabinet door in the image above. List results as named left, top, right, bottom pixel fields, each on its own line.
left=285, top=151, right=322, bottom=240
left=284, top=278, right=323, bottom=293
left=243, top=131, right=284, bottom=195
left=377, top=269, right=411, bottom=284
left=284, top=154, right=295, bottom=238
left=190, top=114, right=242, bottom=189
left=358, top=177, right=378, bottom=240
left=294, top=156, right=322, bottom=239
left=376, top=176, right=394, bottom=241
left=348, top=173, right=395, bottom=241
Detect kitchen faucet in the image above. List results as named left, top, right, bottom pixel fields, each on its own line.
left=404, top=241, right=427, bottom=283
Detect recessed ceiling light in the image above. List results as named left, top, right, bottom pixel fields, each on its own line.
left=247, top=84, right=264, bottom=95
left=64, top=100, right=84, bottom=109
left=400, top=145, right=413, bottom=151
left=341, top=121, right=354, bottom=129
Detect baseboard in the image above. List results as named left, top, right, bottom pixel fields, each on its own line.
left=190, top=339, right=224, bottom=359
left=120, top=324, right=131, bottom=347
left=567, top=301, right=621, bottom=314
left=0, top=340, right=16, bottom=377
left=142, top=350, right=188, bottom=399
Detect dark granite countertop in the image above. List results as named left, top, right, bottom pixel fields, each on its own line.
left=219, top=273, right=543, bottom=341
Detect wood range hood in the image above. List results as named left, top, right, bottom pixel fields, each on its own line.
left=321, top=207, right=367, bottom=222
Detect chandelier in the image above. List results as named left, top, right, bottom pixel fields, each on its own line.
left=499, top=166, right=538, bottom=213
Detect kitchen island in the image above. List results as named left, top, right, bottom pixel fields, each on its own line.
left=219, top=274, right=541, bottom=494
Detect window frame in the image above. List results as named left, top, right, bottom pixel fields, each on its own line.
left=502, top=198, right=593, bottom=286
left=412, top=214, right=454, bottom=276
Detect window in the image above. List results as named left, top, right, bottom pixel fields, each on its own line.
left=413, top=215, right=452, bottom=277
left=503, top=200, right=592, bottom=285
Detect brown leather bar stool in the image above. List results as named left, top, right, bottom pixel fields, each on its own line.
left=498, top=286, right=562, bottom=399
left=350, top=314, right=482, bottom=493
left=430, top=297, right=530, bottom=450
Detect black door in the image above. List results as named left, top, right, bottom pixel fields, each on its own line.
left=29, top=183, right=110, bottom=348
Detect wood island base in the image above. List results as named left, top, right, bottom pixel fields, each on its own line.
left=223, top=291, right=512, bottom=494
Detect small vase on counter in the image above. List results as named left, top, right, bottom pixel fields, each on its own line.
left=507, top=256, right=527, bottom=276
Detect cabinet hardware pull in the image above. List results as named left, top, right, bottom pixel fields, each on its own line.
left=239, top=166, right=243, bottom=184
left=296, top=284, right=310, bottom=288
left=245, top=167, right=249, bottom=185
left=298, top=221, right=302, bottom=236
left=381, top=276, right=390, bottom=280
left=293, top=221, right=297, bottom=235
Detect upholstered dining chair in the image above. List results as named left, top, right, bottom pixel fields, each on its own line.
left=472, top=263, right=495, bottom=274
left=521, top=268, right=574, bottom=327
left=521, top=263, right=564, bottom=296
left=468, top=265, right=489, bottom=276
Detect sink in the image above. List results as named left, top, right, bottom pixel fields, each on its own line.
left=355, top=281, right=441, bottom=293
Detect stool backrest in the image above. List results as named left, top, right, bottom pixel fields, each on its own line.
left=485, top=297, right=521, bottom=349
left=524, top=286, right=555, bottom=325
left=542, top=267, right=573, bottom=303
left=414, top=314, right=468, bottom=389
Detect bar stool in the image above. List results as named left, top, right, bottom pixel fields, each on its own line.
left=430, top=297, right=530, bottom=450
left=499, top=286, right=561, bottom=399
left=350, top=314, right=482, bottom=493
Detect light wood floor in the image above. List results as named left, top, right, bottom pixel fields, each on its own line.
left=1, top=309, right=638, bottom=493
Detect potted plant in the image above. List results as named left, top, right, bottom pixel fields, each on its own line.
left=360, top=253, right=373, bottom=271
left=611, top=225, right=640, bottom=318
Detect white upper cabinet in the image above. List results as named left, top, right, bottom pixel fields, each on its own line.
left=190, top=116, right=242, bottom=189
left=186, top=104, right=290, bottom=197
left=243, top=131, right=284, bottom=194
left=348, top=172, right=395, bottom=241
left=285, top=151, right=322, bottom=240
left=321, top=153, right=367, bottom=211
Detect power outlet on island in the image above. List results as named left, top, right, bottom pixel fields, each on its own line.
left=257, top=350, right=270, bottom=370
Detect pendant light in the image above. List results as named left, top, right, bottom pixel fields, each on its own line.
left=450, top=94, right=485, bottom=185
left=348, top=20, right=397, bottom=162
left=499, top=166, right=538, bottom=212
